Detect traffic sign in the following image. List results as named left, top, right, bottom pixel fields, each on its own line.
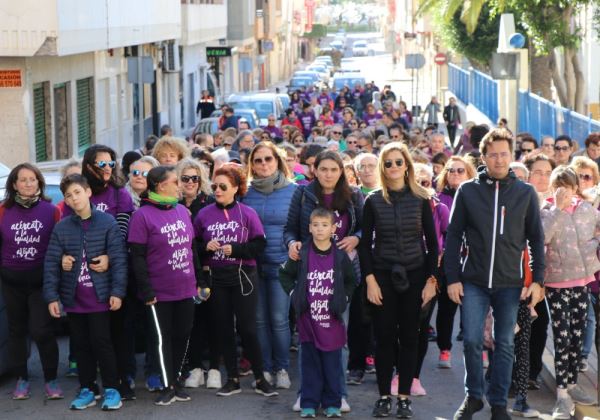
left=434, top=53, right=447, bottom=66
left=405, top=54, right=426, bottom=69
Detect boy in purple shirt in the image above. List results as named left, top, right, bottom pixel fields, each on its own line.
left=299, top=102, right=317, bottom=138
left=44, top=174, right=127, bottom=411
left=279, top=208, right=355, bottom=418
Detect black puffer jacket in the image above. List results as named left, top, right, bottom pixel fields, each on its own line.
left=444, top=167, right=545, bottom=288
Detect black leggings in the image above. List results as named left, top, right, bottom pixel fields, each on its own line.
left=347, top=283, right=374, bottom=371
left=371, top=267, right=425, bottom=396
left=436, top=284, right=460, bottom=351
left=415, top=297, right=437, bottom=379
left=1, top=267, right=58, bottom=382
left=211, top=269, right=264, bottom=380
left=148, top=299, right=194, bottom=388
left=187, top=298, right=219, bottom=371
left=529, top=298, right=550, bottom=380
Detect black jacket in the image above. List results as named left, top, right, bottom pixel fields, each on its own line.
left=444, top=167, right=545, bottom=288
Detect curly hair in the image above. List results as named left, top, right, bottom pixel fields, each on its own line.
left=213, top=163, right=248, bottom=197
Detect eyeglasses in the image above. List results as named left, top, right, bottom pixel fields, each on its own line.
left=521, top=148, right=533, bottom=153
left=358, top=164, right=377, bottom=172
left=331, top=131, right=342, bottom=135
left=542, top=143, right=554, bottom=148
left=347, top=140, right=357, bottom=145
left=211, top=183, right=229, bottom=192
left=448, top=167, right=466, bottom=174
left=253, top=155, right=275, bottom=165
left=485, top=152, right=511, bottom=160
left=181, top=175, right=200, bottom=184
left=554, top=145, right=570, bottom=152
left=419, top=180, right=432, bottom=188
left=96, top=160, right=116, bottom=169
left=131, top=169, right=148, bottom=178
left=578, top=173, right=594, bottom=182
left=384, top=159, right=404, bottom=169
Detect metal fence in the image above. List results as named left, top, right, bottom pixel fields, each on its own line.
left=518, top=90, right=600, bottom=147
left=448, top=63, right=498, bottom=124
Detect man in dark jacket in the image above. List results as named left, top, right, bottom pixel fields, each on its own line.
left=196, top=90, right=216, bottom=120
left=443, top=97, right=461, bottom=147
left=220, top=106, right=240, bottom=130
left=444, top=128, right=545, bottom=420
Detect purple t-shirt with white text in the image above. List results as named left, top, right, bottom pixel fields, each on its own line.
left=263, top=125, right=283, bottom=139
left=63, top=220, right=110, bottom=313
left=297, top=245, right=346, bottom=351
left=194, top=202, right=265, bottom=268
left=299, top=112, right=316, bottom=136
left=322, top=194, right=350, bottom=241
left=363, top=113, right=382, bottom=127
left=128, top=204, right=197, bottom=302
left=0, top=201, right=59, bottom=270
left=61, top=185, right=134, bottom=219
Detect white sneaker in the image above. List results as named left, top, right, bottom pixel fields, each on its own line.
left=292, top=395, right=301, bottom=412
left=341, top=397, right=351, bottom=413
left=206, top=369, right=222, bottom=389
left=184, top=368, right=204, bottom=388
left=276, top=369, right=291, bottom=389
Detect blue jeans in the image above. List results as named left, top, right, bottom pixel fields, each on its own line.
left=462, top=282, right=521, bottom=407
left=581, top=293, right=597, bottom=359
left=256, top=264, right=291, bottom=372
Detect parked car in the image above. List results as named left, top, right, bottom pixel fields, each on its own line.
left=226, top=92, right=285, bottom=125
left=189, top=117, right=220, bottom=138
left=210, top=108, right=260, bottom=129
left=332, top=73, right=366, bottom=90
left=352, top=40, right=369, bottom=56
left=330, top=40, right=344, bottom=52
left=287, top=77, right=316, bottom=94
left=306, top=64, right=330, bottom=83
left=276, top=93, right=291, bottom=110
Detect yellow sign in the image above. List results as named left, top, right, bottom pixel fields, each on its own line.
left=0, top=70, right=22, bottom=88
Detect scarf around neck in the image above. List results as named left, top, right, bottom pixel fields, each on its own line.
left=250, top=170, right=291, bottom=195
left=148, top=191, right=179, bottom=206
left=15, top=190, right=41, bottom=208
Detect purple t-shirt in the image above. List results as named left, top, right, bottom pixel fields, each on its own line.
left=297, top=245, right=346, bottom=351
left=61, top=185, right=134, bottom=219
left=0, top=201, right=59, bottom=270
left=128, top=204, right=197, bottom=302
left=263, top=125, right=282, bottom=139
left=194, top=202, right=265, bottom=268
left=363, top=112, right=382, bottom=127
left=299, top=112, right=316, bottom=136
left=318, top=95, right=331, bottom=107
left=64, top=220, right=110, bottom=313
left=322, top=194, right=350, bottom=241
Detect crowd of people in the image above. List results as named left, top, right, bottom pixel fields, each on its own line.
left=1, top=81, right=600, bottom=420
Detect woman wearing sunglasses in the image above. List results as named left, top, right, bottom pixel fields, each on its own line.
left=126, top=156, right=159, bottom=210
left=284, top=150, right=364, bottom=412
left=241, top=141, right=297, bottom=390
left=433, top=156, right=476, bottom=371
left=359, top=143, right=439, bottom=418
left=194, top=164, right=276, bottom=398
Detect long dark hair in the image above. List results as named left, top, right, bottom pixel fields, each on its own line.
left=143, top=166, right=177, bottom=197
left=313, top=150, right=352, bottom=212
left=81, top=144, right=124, bottom=195
left=3, top=163, right=50, bottom=208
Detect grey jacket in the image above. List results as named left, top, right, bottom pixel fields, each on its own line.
left=541, top=199, right=600, bottom=283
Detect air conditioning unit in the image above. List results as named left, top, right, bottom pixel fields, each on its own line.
left=163, top=41, right=181, bottom=72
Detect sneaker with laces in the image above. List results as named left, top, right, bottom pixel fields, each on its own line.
left=482, top=351, right=489, bottom=369
left=325, top=406, right=342, bottom=418
left=239, top=357, right=252, bottom=376
left=372, top=397, right=392, bottom=417
left=579, top=357, right=589, bottom=372
left=119, top=381, right=136, bottom=401
left=490, top=405, right=511, bottom=420
left=184, top=368, right=205, bottom=388
left=12, top=378, right=30, bottom=400
left=293, top=395, right=301, bottom=412
left=568, top=384, right=596, bottom=405
left=341, top=397, right=351, bottom=413
left=510, top=398, right=540, bottom=418
left=347, top=369, right=364, bottom=385
left=453, top=395, right=484, bottom=420
left=146, top=374, right=163, bottom=392
left=252, top=371, right=273, bottom=388
left=217, top=379, right=241, bottom=396
left=300, top=407, right=316, bottom=418
left=438, top=350, right=452, bottom=368
left=45, top=380, right=64, bottom=400
left=70, top=388, right=96, bottom=410
left=66, top=360, right=78, bottom=377
left=101, top=388, right=122, bottom=411
left=154, top=388, right=176, bottom=406
left=390, top=375, right=399, bottom=396
left=410, top=378, right=426, bottom=396
left=552, top=397, right=574, bottom=419
left=174, top=384, right=191, bottom=402
left=365, top=356, right=376, bottom=374
left=276, top=369, right=291, bottom=389
left=206, top=369, right=222, bottom=389
left=396, top=398, right=413, bottom=419
left=255, top=377, right=279, bottom=397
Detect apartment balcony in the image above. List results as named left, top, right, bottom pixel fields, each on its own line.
left=181, top=1, right=228, bottom=46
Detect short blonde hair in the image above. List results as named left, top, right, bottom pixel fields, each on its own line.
left=570, top=156, right=600, bottom=185
left=176, top=157, right=211, bottom=196
left=152, top=137, right=190, bottom=163
left=436, top=156, right=477, bottom=192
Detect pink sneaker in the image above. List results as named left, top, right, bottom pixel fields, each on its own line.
left=410, top=378, right=427, bottom=396
left=390, top=374, right=399, bottom=396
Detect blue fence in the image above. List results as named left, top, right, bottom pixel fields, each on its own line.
left=518, top=90, right=600, bottom=147
left=448, top=63, right=498, bottom=124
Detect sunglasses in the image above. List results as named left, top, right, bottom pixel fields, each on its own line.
left=331, top=131, right=342, bottom=135
left=181, top=175, right=199, bottom=184
left=384, top=159, right=404, bottom=169
left=253, top=155, right=275, bottom=165
left=554, top=145, right=570, bottom=151
left=521, top=148, right=533, bottom=153
left=96, top=160, right=116, bottom=169
left=211, top=183, right=229, bottom=192
left=131, top=169, right=148, bottom=178
left=578, top=173, right=594, bottom=182
left=347, top=140, right=357, bottom=145
left=448, top=167, right=466, bottom=174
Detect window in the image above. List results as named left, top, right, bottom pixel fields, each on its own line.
left=33, top=82, right=51, bottom=162
left=76, top=77, right=95, bottom=156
